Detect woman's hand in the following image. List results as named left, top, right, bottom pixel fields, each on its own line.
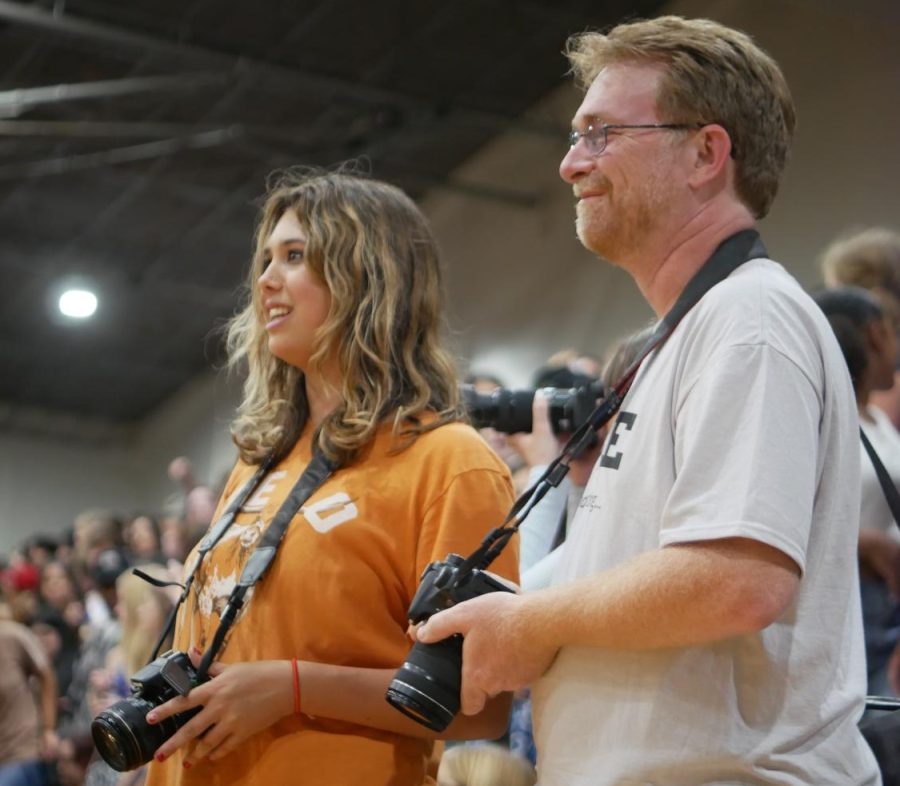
left=147, top=650, right=293, bottom=767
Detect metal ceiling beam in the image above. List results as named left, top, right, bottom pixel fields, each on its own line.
left=0, top=126, right=241, bottom=179
left=0, top=72, right=228, bottom=118
left=0, top=400, right=137, bottom=445
left=0, top=0, right=558, bottom=136
left=0, top=119, right=232, bottom=137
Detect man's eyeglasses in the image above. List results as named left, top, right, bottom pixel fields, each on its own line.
left=568, top=123, right=705, bottom=155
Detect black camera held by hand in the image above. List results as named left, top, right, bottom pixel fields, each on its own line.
left=91, top=650, right=204, bottom=772
left=461, top=377, right=604, bottom=436
left=386, top=553, right=515, bottom=731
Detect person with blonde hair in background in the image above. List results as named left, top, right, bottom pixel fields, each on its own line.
left=85, top=565, right=175, bottom=786
left=418, top=16, right=878, bottom=785
left=437, top=742, right=536, bottom=786
left=142, top=170, right=517, bottom=786
left=822, top=227, right=900, bottom=430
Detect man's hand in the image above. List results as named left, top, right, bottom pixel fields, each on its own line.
left=147, top=650, right=293, bottom=767
left=40, top=728, right=60, bottom=761
left=416, top=592, right=557, bottom=715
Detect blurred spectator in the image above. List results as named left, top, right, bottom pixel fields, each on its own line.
left=0, top=560, right=40, bottom=626
left=814, top=286, right=900, bottom=695
left=97, top=564, right=175, bottom=706
left=158, top=515, right=188, bottom=564
left=73, top=511, right=124, bottom=629
left=543, top=347, right=602, bottom=379
left=821, top=226, right=900, bottom=428
left=83, top=565, right=174, bottom=786
left=57, top=550, right=126, bottom=749
left=37, top=560, right=85, bottom=630
left=0, top=597, right=59, bottom=786
left=166, top=456, right=217, bottom=530
left=22, top=536, right=58, bottom=570
left=54, top=529, right=75, bottom=568
left=30, top=607, right=80, bottom=703
left=123, top=516, right=163, bottom=565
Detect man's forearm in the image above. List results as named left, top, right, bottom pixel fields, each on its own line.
left=522, top=537, right=800, bottom=653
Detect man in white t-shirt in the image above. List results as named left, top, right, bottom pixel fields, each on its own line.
left=418, top=15, right=880, bottom=785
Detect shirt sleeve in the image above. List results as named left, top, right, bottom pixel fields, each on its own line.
left=415, top=465, right=519, bottom=588
left=660, top=341, right=821, bottom=572
left=14, top=623, right=49, bottom=676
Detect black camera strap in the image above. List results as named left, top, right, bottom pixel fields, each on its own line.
left=146, top=456, right=276, bottom=663
left=196, top=449, right=335, bottom=679
left=146, top=449, right=336, bottom=680
left=861, top=428, right=900, bottom=532
left=458, top=228, right=768, bottom=577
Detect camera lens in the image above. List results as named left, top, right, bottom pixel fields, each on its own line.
left=92, top=697, right=199, bottom=771
left=461, top=386, right=536, bottom=434
left=386, top=635, right=463, bottom=732
left=92, top=697, right=161, bottom=772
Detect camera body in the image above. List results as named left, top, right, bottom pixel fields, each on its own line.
left=92, top=650, right=202, bottom=772
left=462, top=379, right=604, bottom=435
left=386, top=553, right=514, bottom=731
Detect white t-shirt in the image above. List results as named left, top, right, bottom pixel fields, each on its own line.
left=860, top=404, right=900, bottom=541
left=531, top=258, right=880, bottom=786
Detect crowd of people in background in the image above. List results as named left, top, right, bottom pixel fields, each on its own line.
left=0, top=458, right=219, bottom=786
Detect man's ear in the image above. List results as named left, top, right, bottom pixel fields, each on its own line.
left=687, top=124, right=733, bottom=190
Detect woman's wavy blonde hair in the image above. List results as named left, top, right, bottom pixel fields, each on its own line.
left=226, top=168, right=463, bottom=466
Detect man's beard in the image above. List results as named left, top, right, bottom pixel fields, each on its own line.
left=575, top=168, right=671, bottom=264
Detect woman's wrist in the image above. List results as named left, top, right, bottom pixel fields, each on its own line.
left=291, top=658, right=302, bottom=714
left=256, top=660, right=297, bottom=721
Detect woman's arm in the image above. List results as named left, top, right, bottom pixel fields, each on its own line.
left=148, top=653, right=510, bottom=765
left=298, top=660, right=510, bottom=739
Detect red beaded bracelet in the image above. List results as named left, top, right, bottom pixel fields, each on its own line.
left=291, top=658, right=301, bottom=714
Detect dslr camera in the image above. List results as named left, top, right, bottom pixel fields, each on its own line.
left=92, top=650, right=203, bottom=772
left=462, top=376, right=604, bottom=435
left=386, top=553, right=514, bottom=731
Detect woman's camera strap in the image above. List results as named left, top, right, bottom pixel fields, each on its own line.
left=147, top=449, right=336, bottom=678
left=459, top=228, right=768, bottom=576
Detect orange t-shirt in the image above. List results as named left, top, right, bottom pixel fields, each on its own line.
left=145, top=419, right=517, bottom=786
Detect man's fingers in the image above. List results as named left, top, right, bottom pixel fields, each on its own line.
left=459, top=664, right=488, bottom=716
left=416, top=607, right=464, bottom=643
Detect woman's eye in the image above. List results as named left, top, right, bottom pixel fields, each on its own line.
left=287, top=248, right=305, bottom=262
left=260, top=256, right=272, bottom=270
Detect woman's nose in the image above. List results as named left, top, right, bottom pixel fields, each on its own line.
left=258, top=262, right=280, bottom=291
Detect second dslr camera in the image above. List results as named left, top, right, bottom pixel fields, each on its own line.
left=462, top=376, right=604, bottom=435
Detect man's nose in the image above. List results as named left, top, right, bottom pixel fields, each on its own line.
left=559, top=141, right=593, bottom=184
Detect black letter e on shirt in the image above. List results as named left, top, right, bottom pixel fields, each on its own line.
left=599, top=411, right=637, bottom=470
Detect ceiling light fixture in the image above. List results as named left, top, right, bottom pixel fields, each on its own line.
left=58, top=288, right=98, bottom=319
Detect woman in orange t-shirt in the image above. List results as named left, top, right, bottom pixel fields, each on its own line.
left=141, top=170, right=518, bottom=786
